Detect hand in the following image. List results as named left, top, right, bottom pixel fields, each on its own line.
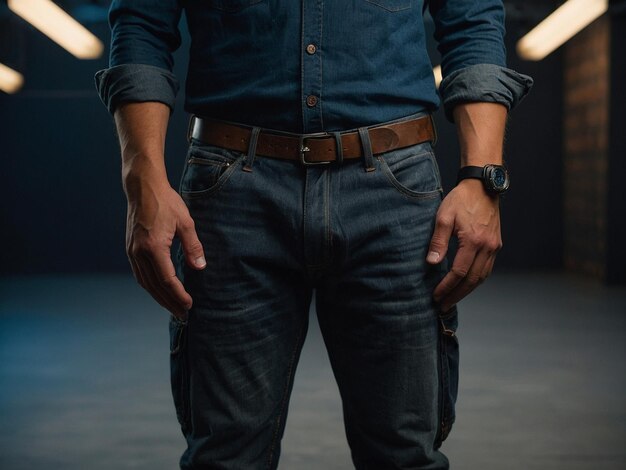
left=426, top=179, right=502, bottom=313
left=125, top=177, right=206, bottom=321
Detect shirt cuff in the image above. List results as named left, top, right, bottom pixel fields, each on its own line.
left=94, top=64, right=180, bottom=114
left=439, top=63, right=534, bottom=121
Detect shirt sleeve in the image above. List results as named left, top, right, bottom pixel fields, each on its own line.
left=429, top=0, right=533, bottom=120
left=94, top=0, right=183, bottom=114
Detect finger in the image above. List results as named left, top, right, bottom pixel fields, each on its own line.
left=129, top=247, right=178, bottom=313
left=480, top=255, right=496, bottom=281
left=439, top=250, right=493, bottom=312
left=178, top=216, right=206, bottom=270
left=433, top=244, right=477, bottom=303
left=427, top=214, right=454, bottom=265
left=145, top=246, right=193, bottom=311
left=137, top=254, right=188, bottom=319
left=130, top=257, right=170, bottom=309
left=128, top=256, right=147, bottom=288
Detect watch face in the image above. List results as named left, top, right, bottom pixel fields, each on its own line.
left=492, top=167, right=507, bottom=189
left=485, top=165, right=509, bottom=193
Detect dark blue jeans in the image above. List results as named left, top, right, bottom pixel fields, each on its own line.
left=171, top=113, right=459, bottom=469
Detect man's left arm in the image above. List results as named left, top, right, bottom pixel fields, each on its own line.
left=426, top=102, right=507, bottom=312
left=426, top=0, right=533, bottom=311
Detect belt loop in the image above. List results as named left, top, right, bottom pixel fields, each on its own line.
left=187, top=115, right=197, bottom=143
left=429, top=114, right=438, bottom=147
left=242, top=126, right=261, bottom=172
left=358, top=127, right=375, bottom=172
left=332, top=132, right=344, bottom=166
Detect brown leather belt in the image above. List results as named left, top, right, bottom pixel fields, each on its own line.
left=188, top=114, right=436, bottom=165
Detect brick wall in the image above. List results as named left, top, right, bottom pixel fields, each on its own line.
left=563, top=16, right=610, bottom=278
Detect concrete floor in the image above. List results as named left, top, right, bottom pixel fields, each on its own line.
left=0, top=272, right=624, bottom=469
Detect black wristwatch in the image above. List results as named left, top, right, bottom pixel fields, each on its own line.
left=457, top=164, right=510, bottom=195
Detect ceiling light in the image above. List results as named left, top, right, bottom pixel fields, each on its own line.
left=433, top=65, right=442, bottom=88
left=0, top=63, right=24, bottom=94
left=8, top=0, right=103, bottom=59
left=517, top=0, right=608, bottom=61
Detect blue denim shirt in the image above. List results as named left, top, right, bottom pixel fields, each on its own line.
left=95, top=0, right=532, bottom=132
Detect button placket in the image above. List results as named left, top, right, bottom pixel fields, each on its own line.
left=301, top=0, right=323, bottom=132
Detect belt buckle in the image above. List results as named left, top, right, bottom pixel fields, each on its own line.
left=299, top=132, right=332, bottom=166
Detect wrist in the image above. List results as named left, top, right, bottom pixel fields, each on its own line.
left=457, top=164, right=509, bottom=195
left=456, top=178, right=500, bottom=202
left=122, top=159, right=170, bottom=198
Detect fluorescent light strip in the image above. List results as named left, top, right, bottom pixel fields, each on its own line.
left=517, top=0, right=608, bottom=61
left=8, top=0, right=103, bottom=59
left=0, top=63, right=24, bottom=94
left=433, top=65, right=442, bottom=88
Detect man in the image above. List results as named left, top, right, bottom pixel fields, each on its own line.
left=96, top=0, right=531, bottom=468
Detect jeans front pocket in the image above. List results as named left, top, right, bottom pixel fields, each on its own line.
left=365, top=0, right=411, bottom=12
left=436, top=307, right=459, bottom=448
left=377, top=143, right=442, bottom=200
left=179, top=142, right=245, bottom=199
left=170, top=316, right=191, bottom=435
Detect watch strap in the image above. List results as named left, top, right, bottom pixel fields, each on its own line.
left=456, top=166, right=484, bottom=184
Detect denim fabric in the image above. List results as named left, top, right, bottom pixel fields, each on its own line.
left=169, top=113, right=460, bottom=469
left=95, top=0, right=532, bottom=131
left=439, top=63, right=534, bottom=121
left=95, top=64, right=179, bottom=114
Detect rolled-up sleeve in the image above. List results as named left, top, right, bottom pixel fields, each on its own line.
left=94, top=0, right=183, bottom=114
left=429, top=0, right=533, bottom=120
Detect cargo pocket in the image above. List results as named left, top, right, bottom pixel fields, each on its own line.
left=436, top=306, right=459, bottom=448
left=170, top=316, right=191, bottom=435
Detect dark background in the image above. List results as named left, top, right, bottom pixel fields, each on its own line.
left=1, top=3, right=625, bottom=469
left=0, top=0, right=582, bottom=276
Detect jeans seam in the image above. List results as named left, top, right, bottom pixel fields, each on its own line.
left=170, top=319, right=191, bottom=434
left=436, top=323, right=447, bottom=448
left=436, top=313, right=458, bottom=447
left=266, top=320, right=307, bottom=469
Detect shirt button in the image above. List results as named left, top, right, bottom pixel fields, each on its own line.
left=306, top=95, right=318, bottom=107
left=306, top=44, right=317, bottom=55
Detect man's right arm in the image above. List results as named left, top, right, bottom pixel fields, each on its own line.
left=95, top=1, right=201, bottom=320
left=114, top=102, right=205, bottom=321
